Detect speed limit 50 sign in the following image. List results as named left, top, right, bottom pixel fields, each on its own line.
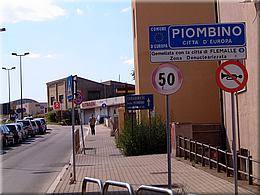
left=151, top=63, right=183, bottom=95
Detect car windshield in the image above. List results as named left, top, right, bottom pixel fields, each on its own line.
left=17, top=120, right=30, bottom=126
left=6, top=125, right=16, bottom=131
left=35, top=121, right=41, bottom=126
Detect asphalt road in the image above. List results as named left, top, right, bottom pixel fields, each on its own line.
left=1, top=125, right=73, bottom=194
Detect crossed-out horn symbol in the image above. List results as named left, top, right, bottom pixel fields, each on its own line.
left=221, top=73, right=243, bottom=80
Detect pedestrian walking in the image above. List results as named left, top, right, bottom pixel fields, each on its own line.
left=89, top=114, right=96, bottom=135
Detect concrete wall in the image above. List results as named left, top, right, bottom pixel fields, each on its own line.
left=217, top=0, right=260, bottom=184
left=133, top=1, right=221, bottom=124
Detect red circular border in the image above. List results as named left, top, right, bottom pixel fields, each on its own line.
left=151, top=63, right=183, bottom=95
left=216, top=60, right=248, bottom=93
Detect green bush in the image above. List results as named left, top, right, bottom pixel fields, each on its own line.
left=46, top=110, right=57, bottom=123
left=117, top=116, right=167, bottom=156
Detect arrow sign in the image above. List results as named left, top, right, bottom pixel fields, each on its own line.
left=125, top=94, right=154, bottom=110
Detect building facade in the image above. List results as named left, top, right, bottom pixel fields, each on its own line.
left=46, top=77, right=134, bottom=111
left=217, top=0, right=260, bottom=184
left=132, top=0, right=259, bottom=184
left=132, top=1, right=223, bottom=144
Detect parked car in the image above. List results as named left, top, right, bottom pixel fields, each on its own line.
left=16, top=121, right=28, bottom=139
left=33, top=119, right=45, bottom=134
left=30, top=120, right=39, bottom=135
left=16, top=123, right=27, bottom=140
left=0, top=124, right=14, bottom=147
left=16, top=119, right=35, bottom=137
left=24, top=116, right=33, bottom=120
left=35, top=118, right=47, bottom=131
left=6, top=123, right=23, bottom=144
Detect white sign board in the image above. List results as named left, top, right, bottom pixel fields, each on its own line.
left=151, top=63, right=183, bottom=95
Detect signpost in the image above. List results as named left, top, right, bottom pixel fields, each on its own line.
left=151, top=63, right=183, bottom=190
left=67, top=75, right=74, bottom=101
left=149, top=23, right=246, bottom=62
left=216, top=60, right=248, bottom=195
left=53, top=101, right=61, bottom=110
left=67, top=75, right=77, bottom=182
left=125, top=94, right=154, bottom=110
left=74, top=90, right=84, bottom=105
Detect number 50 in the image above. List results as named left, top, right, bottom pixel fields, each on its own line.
left=158, top=72, right=175, bottom=86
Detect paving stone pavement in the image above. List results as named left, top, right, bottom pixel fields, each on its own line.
left=52, top=125, right=256, bottom=195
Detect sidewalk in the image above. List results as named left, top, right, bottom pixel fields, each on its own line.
left=52, top=125, right=255, bottom=194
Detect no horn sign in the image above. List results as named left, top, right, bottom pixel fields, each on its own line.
left=216, top=60, right=248, bottom=93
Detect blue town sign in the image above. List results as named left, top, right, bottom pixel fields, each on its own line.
left=125, top=94, right=154, bottom=110
left=149, top=22, right=246, bottom=62
left=149, top=23, right=246, bottom=49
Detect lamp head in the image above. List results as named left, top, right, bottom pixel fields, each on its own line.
left=2, top=67, right=7, bottom=70
left=24, top=52, right=29, bottom=55
left=12, top=53, right=17, bottom=56
left=11, top=67, right=16, bottom=70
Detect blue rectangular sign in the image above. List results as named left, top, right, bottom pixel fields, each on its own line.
left=67, top=75, right=74, bottom=101
left=125, top=94, right=154, bottom=110
left=149, top=23, right=246, bottom=49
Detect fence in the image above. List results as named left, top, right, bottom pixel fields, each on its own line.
left=176, top=136, right=260, bottom=185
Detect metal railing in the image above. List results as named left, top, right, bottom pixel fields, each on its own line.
left=136, top=185, right=174, bottom=195
left=103, top=180, right=134, bottom=195
left=176, top=136, right=260, bottom=185
left=82, top=177, right=175, bottom=195
left=82, top=177, right=103, bottom=195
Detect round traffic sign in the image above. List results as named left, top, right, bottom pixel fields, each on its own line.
left=151, top=63, right=183, bottom=95
left=216, top=60, right=248, bottom=93
left=74, top=91, right=84, bottom=105
left=53, top=101, right=61, bottom=110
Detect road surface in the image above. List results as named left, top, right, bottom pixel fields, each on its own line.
left=1, top=125, right=72, bottom=194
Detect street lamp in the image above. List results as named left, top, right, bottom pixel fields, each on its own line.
left=12, top=52, right=30, bottom=119
left=0, top=28, right=6, bottom=32
left=2, top=67, right=16, bottom=119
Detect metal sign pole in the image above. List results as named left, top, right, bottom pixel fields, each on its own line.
left=231, top=92, right=238, bottom=194
left=78, top=107, right=86, bottom=155
left=71, top=99, right=76, bottom=182
left=166, top=94, right=171, bottom=190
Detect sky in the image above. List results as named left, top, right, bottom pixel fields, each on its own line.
left=0, top=0, right=134, bottom=104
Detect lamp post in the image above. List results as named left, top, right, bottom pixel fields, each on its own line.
left=2, top=67, right=16, bottom=118
left=12, top=52, right=29, bottom=119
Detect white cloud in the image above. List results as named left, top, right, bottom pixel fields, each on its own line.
left=0, top=0, right=66, bottom=24
left=27, top=52, right=41, bottom=59
left=121, top=56, right=134, bottom=66
left=120, top=6, right=131, bottom=13
left=45, top=54, right=58, bottom=59
left=76, top=8, right=84, bottom=16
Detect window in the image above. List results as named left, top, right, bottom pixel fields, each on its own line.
left=50, top=97, right=55, bottom=105
left=59, top=94, right=64, bottom=103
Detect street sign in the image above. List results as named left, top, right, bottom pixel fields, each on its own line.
left=67, top=75, right=74, bottom=101
left=125, top=94, right=154, bottom=110
left=74, top=91, right=84, bottom=105
left=216, top=60, right=248, bottom=93
left=149, top=23, right=246, bottom=62
left=53, top=101, right=61, bottom=110
left=151, top=63, right=183, bottom=95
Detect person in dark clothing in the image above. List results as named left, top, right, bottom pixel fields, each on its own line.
left=89, top=114, right=96, bottom=135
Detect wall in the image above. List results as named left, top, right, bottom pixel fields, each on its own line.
left=133, top=1, right=221, bottom=124
left=218, top=0, right=260, bottom=184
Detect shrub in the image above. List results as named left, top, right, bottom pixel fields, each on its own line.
left=117, top=116, right=166, bottom=156
left=46, top=110, right=57, bottom=123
